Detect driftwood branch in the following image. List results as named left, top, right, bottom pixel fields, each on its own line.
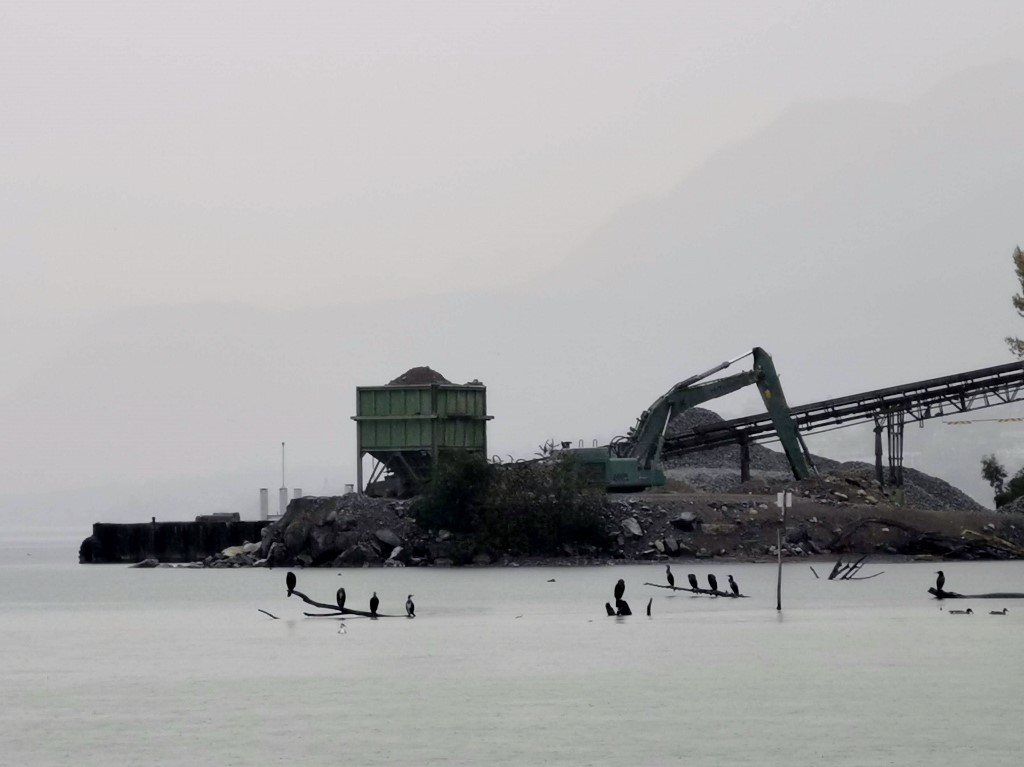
left=823, top=555, right=883, bottom=581
left=258, top=609, right=280, bottom=619
left=928, top=587, right=1024, bottom=600
left=829, top=517, right=1024, bottom=560
left=289, top=588, right=404, bottom=618
left=809, top=565, right=820, bottom=579
left=643, top=582, right=748, bottom=598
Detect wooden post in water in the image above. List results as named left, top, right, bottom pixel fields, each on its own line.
left=776, top=491, right=791, bottom=611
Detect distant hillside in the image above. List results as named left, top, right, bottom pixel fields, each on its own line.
left=2, top=64, right=1022, bottom=518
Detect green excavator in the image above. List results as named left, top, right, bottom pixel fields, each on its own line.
left=560, top=347, right=815, bottom=492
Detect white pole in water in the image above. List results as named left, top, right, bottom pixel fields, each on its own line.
left=281, top=442, right=286, bottom=488
left=776, top=491, right=791, bottom=611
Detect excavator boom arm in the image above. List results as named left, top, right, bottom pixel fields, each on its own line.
left=629, top=347, right=812, bottom=480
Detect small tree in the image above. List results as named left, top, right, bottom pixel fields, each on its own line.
left=1005, top=246, right=1024, bottom=358
left=981, top=454, right=1007, bottom=498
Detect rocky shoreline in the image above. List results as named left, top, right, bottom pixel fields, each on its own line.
left=161, top=469, right=1024, bottom=570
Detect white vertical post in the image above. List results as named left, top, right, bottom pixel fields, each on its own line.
left=259, top=488, right=269, bottom=521
left=775, top=491, right=791, bottom=611
left=278, top=487, right=288, bottom=517
left=293, top=488, right=302, bottom=498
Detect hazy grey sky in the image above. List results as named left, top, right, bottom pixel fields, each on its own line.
left=3, top=2, right=1024, bottom=522
left=3, top=1, right=1022, bottom=318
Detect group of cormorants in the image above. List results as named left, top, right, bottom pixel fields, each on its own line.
left=666, top=565, right=740, bottom=597
left=286, top=572, right=416, bottom=618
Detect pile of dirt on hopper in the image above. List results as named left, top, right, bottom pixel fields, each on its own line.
left=388, top=366, right=451, bottom=385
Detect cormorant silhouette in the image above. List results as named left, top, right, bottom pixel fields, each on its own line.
left=614, top=579, right=626, bottom=601
left=666, top=565, right=675, bottom=589
left=286, top=571, right=296, bottom=596
left=990, top=608, right=1008, bottom=615
left=336, top=587, right=346, bottom=611
left=687, top=573, right=699, bottom=591
left=406, top=595, right=415, bottom=618
left=949, top=608, right=973, bottom=615
left=615, top=598, right=632, bottom=616
left=935, top=571, right=945, bottom=592
left=707, top=574, right=718, bottom=593
left=369, top=591, right=379, bottom=616
left=728, top=575, right=739, bottom=597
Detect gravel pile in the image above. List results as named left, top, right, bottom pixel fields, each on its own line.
left=662, top=408, right=986, bottom=512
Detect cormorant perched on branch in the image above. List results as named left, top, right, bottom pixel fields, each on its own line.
left=707, top=574, right=718, bottom=593
left=666, top=565, right=675, bottom=589
left=369, top=592, right=379, bottom=616
left=614, top=579, right=626, bottom=601
left=687, top=573, right=699, bottom=591
left=286, top=571, right=296, bottom=597
left=728, top=575, right=739, bottom=597
left=406, top=595, right=415, bottom=618
left=336, top=587, right=346, bottom=611
left=935, top=571, right=945, bottom=592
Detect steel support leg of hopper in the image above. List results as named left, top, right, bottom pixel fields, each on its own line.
left=740, top=438, right=751, bottom=483
left=874, top=421, right=884, bottom=488
left=886, top=411, right=906, bottom=488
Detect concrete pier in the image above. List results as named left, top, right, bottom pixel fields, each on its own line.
left=79, top=519, right=270, bottom=564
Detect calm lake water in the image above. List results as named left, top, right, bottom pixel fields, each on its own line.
left=1, top=538, right=1021, bottom=766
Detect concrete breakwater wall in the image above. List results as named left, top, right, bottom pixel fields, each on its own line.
left=80, top=520, right=269, bottom=564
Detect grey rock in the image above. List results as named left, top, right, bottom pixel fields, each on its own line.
left=670, top=511, right=701, bottom=532
left=375, top=529, right=402, bottom=549
left=336, top=544, right=367, bottom=567
left=621, top=517, right=644, bottom=538
left=130, top=558, right=160, bottom=568
left=473, top=552, right=492, bottom=566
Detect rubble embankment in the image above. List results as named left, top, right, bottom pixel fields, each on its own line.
left=185, top=470, right=1024, bottom=570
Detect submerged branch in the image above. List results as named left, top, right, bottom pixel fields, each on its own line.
left=289, top=588, right=404, bottom=618
left=643, top=582, right=748, bottom=598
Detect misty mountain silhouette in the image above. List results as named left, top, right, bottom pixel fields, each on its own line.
left=2, top=63, right=1021, bottom=520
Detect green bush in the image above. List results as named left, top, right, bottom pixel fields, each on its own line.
left=412, top=451, right=493, bottom=533
left=413, top=452, right=609, bottom=555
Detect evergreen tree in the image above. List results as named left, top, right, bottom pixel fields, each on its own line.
left=981, top=454, right=1007, bottom=498
left=1005, top=246, right=1024, bottom=358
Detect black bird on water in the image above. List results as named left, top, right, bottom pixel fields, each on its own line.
left=286, top=571, right=296, bottom=597
left=728, top=575, right=739, bottom=597
left=666, top=565, right=675, bottom=589
left=935, top=571, right=946, bottom=592
left=707, top=574, right=718, bottom=593
left=687, top=573, right=699, bottom=591
left=605, top=602, right=616, bottom=616
left=949, top=608, right=973, bottom=615
left=614, top=579, right=626, bottom=601
left=369, top=591, right=380, bottom=616
left=336, top=587, right=346, bottom=611
left=406, top=595, right=415, bottom=618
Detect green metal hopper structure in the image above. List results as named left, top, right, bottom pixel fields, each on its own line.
left=352, top=367, right=492, bottom=497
